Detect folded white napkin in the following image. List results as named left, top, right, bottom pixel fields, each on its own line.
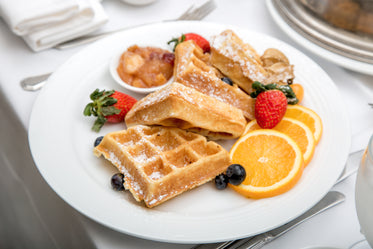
left=0, top=0, right=108, bottom=51
left=0, top=0, right=79, bottom=35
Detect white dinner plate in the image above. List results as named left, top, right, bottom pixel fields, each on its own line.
left=28, top=21, right=351, bottom=244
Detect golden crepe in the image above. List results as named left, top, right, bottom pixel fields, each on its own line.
left=125, top=82, right=247, bottom=140
left=173, top=39, right=256, bottom=120
left=210, top=29, right=268, bottom=94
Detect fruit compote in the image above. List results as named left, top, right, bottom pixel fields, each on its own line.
left=117, top=45, right=174, bottom=88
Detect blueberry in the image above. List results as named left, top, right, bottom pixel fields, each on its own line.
left=94, top=136, right=104, bottom=147
left=111, top=173, right=125, bottom=191
left=221, top=77, right=233, bottom=86
left=215, top=174, right=229, bottom=190
left=226, top=164, right=246, bottom=186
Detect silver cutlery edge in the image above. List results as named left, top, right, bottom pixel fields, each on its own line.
left=193, top=191, right=345, bottom=249
left=193, top=149, right=364, bottom=249
left=234, top=191, right=345, bottom=249
left=192, top=191, right=345, bottom=249
left=20, top=73, right=51, bottom=91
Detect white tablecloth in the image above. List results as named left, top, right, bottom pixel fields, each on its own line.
left=1, top=0, right=373, bottom=248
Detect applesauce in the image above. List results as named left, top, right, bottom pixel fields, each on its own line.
left=117, top=45, right=174, bottom=88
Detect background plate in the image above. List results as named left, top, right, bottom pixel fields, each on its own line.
left=266, top=0, right=373, bottom=76
left=28, top=21, right=350, bottom=244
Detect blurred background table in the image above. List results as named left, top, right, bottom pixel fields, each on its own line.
left=1, top=0, right=373, bottom=248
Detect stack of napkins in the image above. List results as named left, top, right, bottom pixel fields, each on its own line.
left=0, top=0, right=108, bottom=51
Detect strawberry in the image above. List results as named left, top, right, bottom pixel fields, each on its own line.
left=168, top=33, right=210, bottom=53
left=84, top=89, right=137, bottom=132
left=255, top=90, right=287, bottom=129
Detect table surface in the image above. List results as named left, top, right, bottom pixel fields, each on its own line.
left=1, top=0, right=373, bottom=248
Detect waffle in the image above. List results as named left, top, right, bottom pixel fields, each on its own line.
left=125, top=82, right=247, bottom=140
left=210, top=29, right=268, bottom=94
left=93, top=125, right=230, bottom=208
left=173, top=40, right=255, bottom=120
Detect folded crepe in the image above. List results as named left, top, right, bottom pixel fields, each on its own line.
left=125, top=82, right=247, bottom=140
left=210, top=29, right=268, bottom=94
left=173, top=39, right=256, bottom=121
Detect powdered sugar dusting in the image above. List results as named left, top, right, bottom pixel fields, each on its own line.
left=108, top=152, right=144, bottom=196
left=212, top=31, right=266, bottom=82
left=109, top=152, right=122, bottom=169
left=133, top=153, right=157, bottom=164
left=132, top=84, right=172, bottom=110
left=147, top=193, right=168, bottom=206
left=117, top=140, right=134, bottom=148
left=149, top=171, right=162, bottom=180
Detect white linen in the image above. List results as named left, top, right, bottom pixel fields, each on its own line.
left=0, top=0, right=108, bottom=51
left=0, top=0, right=79, bottom=35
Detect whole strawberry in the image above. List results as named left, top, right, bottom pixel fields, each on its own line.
left=255, top=90, right=287, bottom=129
left=168, top=33, right=210, bottom=53
left=84, top=89, right=137, bottom=132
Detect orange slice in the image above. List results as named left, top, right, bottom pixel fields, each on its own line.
left=285, top=105, right=323, bottom=144
left=290, top=84, right=304, bottom=103
left=229, top=129, right=304, bottom=198
left=244, top=117, right=315, bottom=166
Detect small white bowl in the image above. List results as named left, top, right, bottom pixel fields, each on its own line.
left=109, top=49, right=173, bottom=95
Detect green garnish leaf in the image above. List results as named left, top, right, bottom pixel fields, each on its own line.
left=250, top=81, right=299, bottom=105
left=167, top=34, right=186, bottom=52
left=90, top=89, right=102, bottom=100
left=92, top=115, right=107, bottom=132
left=83, top=103, right=93, bottom=116
left=101, top=97, right=117, bottom=107
left=84, top=89, right=120, bottom=132
left=101, top=106, right=121, bottom=116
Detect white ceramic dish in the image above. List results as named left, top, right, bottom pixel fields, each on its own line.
left=266, top=0, right=373, bottom=76
left=28, top=21, right=351, bottom=244
left=109, top=46, right=173, bottom=95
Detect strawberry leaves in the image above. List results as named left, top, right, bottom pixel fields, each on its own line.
left=167, top=34, right=187, bottom=51
left=168, top=33, right=210, bottom=53
left=250, top=81, right=298, bottom=105
left=84, top=89, right=121, bottom=132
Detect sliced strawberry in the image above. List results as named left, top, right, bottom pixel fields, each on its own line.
left=84, top=89, right=137, bottom=132
left=168, top=33, right=210, bottom=53
left=255, top=90, right=287, bottom=129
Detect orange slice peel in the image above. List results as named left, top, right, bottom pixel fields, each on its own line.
left=229, top=129, right=304, bottom=198
left=285, top=105, right=323, bottom=144
left=244, top=117, right=315, bottom=166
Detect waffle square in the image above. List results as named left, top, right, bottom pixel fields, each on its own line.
left=94, top=125, right=231, bottom=208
